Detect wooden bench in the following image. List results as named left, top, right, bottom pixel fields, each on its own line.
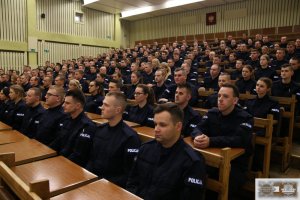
left=243, top=114, right=274, bottom=192
left=239, top=92, right=297, bottom=171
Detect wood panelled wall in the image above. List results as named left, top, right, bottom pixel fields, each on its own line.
left=129, top=0, right=300, bottom=46
left=0, top=51, right=27, bottom=72
left=37, top=41, right=108, bottom=66
left=36, top=0, right=115, bottom=40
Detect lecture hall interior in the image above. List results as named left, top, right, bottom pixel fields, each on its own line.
left=0, top=0, right=300, bottom=199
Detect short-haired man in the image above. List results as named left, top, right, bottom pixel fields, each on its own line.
left=152, top=69, right=167, bottom=101
left=20, top=73, right=31, bottom=92
left=290, top=56, right=300, bottom=83
left=270, top=48, right=288, bottom=71
left=108, top=79, right=123, bottom=93
left=35, top=86, right=68, bottom=145
left=74, top=70, right=89, bottom=93
left=192, top=83, right=253, bottom=197
left=41, top=76, right=53, bottom=101
left=204, top=73, right=231, bottom=109
left=201, top=64, right=221, bottom=91
left=159, top=68, right=198, bottom=106
left=127, top=103, right=206, bottom=200
left=29, top=76, right=40, bottom=88
left=50, top=89, right=96, bottom=167
left=20, top=87, right=45, bottom=138
left=86, top=92, right=140, bottom=188
left=175, top=84, right=202, bottom=137
left=271, top=64, right=300, bottom=115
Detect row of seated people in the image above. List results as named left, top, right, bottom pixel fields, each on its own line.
left=0, top=74, right=295, bottom=199
left=0, top=86, right=207, bottom=200
left=1, top=60, right=299, bottom=126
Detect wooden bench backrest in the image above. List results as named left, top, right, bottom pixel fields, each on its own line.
left=253, top=114, right=274, bottom=178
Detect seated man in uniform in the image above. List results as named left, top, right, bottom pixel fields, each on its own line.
left=86, top=92, right=141, bottom=188
left=127, top=103, right=206, bottom=200
left=175, top=83, right=202, bottom=137
left=35, top=86, right=68, bottom=145
left=192, top=83, right=253, bottom=198
left=20, top=87, right=45, bottom=138
left=50, top=89, right=96, bottom=167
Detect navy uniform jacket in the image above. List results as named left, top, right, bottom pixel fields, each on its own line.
left=3, top=100, right=26, bottom=131
left=123, top=104, right=154, bottom=127
left=204, top=92, right=218, bottom=109
left=86, top=120, right=141, bottom=188
left=161, top=83, right=198, bottom=106
left=271, top=80, right=300, bottom=98
left=153, top=83, right=167, bottom=101
left=254, top=66, right=279, bottom=81
left=50, top=112, right=96, bottom=167
left=292, top=69, right=300, bottom=84
left=126, top=138, right=206, bottom=200
left=85, top=94, right=104, bottom=114
left=35, top=105, right=68, bottom=145
left=236, top=78, right=256, bottom=94
left=181, top=106, right=202, bottom=137
left=142, top=71, right=155, bottom=85
left=271, top=80, right=300, bottom=115
left=0, top=100, right=12, bottom=122
left=244, top=95, right=280, bottom=137
left=246, top=59, right=260, bottom=69
left=230, top=69, right=242, bottom=80
left=125, top=84, right=138, bottom=100
left=192, top=107, right=253, bottom=171
left=270, top=59, right=288, bottom=71
left=244, top=95, right=280, bottom=119
left=79, top=78, right=89, bottom=93
left=203, top=76, right=219, bottom=91
left=20, top=104, right=45, bottom=138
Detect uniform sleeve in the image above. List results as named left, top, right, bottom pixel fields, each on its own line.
left=191, top=114, right=209, bottom=138
left=12, top=104, right=27, bottom=131
left=110, top=133, right=141, bottom=187
left=126, top=153, right=140, bottom=194
left=181, top=159, right=206, bottom=200
left=209, top=115, right=254, bottom=153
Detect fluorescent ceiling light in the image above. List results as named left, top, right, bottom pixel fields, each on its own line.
left=83, top=0, right=98, bottom=5
left=121, top=0, right=205, bottom=18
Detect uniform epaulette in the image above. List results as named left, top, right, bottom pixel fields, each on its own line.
left=184, top=145, right=201, bottom=162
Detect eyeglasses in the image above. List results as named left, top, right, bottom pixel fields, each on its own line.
left=134, top=92, right=144, bottom=96
left=45, top=93, right=59, bottom=97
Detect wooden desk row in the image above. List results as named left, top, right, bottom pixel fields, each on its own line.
left=0, top=124, right=141, bottom=200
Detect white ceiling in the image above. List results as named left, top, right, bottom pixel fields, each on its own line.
left=83, top=0, right=245, bottom=21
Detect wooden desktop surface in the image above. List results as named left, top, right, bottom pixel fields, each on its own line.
left=0, top=121, right=12, bottom=131
left=93, top=119, right=140, bottom=128
left=133, top=126, right=155, bottom=140
left=51, top=179, right=142, bottom=200
left=0, top=139, right=57, bottom=166
left=85, top=112, right=102, bottom=120
left=184, top=136, right=245, bottom=160
left=11, top=156, right=98, bottom=197
left=0, top=130, right=28, bottom=145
